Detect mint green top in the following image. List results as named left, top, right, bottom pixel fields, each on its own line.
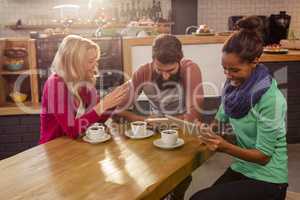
left=216, top=79, right=288, bottom=184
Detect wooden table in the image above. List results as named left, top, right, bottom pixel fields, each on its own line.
left=0, top=125, right=212, bottom=200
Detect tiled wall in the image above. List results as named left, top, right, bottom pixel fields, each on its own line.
left=0, top=0, right=171, bottom=37
left=2, top=0, right=300, bottom=37
left=0, top=0, right=171, bottom=24
left=198, top=0, right=300, bottom=38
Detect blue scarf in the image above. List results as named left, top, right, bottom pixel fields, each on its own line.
left=222, top=64, right=272, bottom=119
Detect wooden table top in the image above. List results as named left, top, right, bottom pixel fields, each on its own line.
left=0, top=125, right=212, bottom=200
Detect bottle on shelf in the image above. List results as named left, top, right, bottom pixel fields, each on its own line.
left=141, top=2, right=148, bottom=20
left=119, top=3, right=126, bottom=23
left=150, top=0, right=156, bottom=21
left=125, top=3, right=131, bottom=22
left=146, top=3, right=152, bottom=20
left=130, top=1, right=137, bottom=21
left=136, top=1, right=143, bottom=21
left=157, top=1, right=163, bottom=20
left=167, top=8, right=172, bottom=22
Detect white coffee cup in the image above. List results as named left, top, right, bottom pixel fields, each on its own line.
left=86, top=125, right=106, bottom=140
left=131, top=121, right=147, bottom=136
left=161, top=129, right=178, bottom=146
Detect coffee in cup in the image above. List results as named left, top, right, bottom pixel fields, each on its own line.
left=86, top=125, right=106, bottom=140
left=161, top=129, right=178, bottom=146
left=131, top=121, right=147, bottom=136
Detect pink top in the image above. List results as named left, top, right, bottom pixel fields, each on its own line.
left=39, top=74, right=110, bottom=144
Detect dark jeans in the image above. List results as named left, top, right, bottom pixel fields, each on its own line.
left=190, top=168, right=288, bottom=200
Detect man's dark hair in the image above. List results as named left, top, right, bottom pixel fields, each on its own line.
left=152, top=34, right=183, bottom=64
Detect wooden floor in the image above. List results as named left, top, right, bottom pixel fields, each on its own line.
left=286, top=191, right=300, bottom=200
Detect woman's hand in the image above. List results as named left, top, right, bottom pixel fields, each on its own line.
left=94, top=83, right=129, bottom=115
left=194, top=119, right=229, bottom=152
left=200, top=134, right=230, bottom=152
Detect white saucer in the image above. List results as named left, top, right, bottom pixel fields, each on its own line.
left=83, top=134, right=111, bottom=144
left=124, top=129, right=155, bottom=139
left=153, top=138, right=184, bottom=150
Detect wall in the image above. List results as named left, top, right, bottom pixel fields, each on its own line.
left=198, top=0, right=300, bottom=38
left=0, top=0, right=172, bottom=37
left=1, top=0, right=300, bottom=38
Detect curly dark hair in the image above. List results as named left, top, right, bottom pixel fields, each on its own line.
left=152, top=34, right=183, bottom=64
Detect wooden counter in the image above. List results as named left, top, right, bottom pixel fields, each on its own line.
left=0, top=127, right=212, bottom=200
left=6, top=24, right=119, bottom=30
left=0, top=102, right=40, bottom=115
left=261, top=50, right=300, bottom=62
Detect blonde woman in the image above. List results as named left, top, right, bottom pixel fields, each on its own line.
left=39, top=35, right=128, bottom=144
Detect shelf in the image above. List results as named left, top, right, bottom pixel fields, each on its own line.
left=0, top=38, right=39, bottom=116
left=6, top=24, right=102, bottom=30
left=0, top=102, right=40, bottom=116
left=0, top=69, right=36, bottom=75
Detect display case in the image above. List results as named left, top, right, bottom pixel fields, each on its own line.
left=0, top=38, right=39, bottom=115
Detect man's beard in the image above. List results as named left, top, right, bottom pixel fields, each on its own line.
left=152, top=70, right=181, bottom=91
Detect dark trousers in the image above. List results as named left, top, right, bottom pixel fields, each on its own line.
left=190, top=168, right=288, bottom=200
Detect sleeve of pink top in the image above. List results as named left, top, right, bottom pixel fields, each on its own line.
left=182, top=61, right=204, bottom=122
left=49, top=79, right=110, bottom=139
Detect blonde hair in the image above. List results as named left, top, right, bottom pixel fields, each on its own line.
left=51, top=35, right=100, bottom=117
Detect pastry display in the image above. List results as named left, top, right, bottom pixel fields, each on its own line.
left=263, top=44, right=289, bottom=54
